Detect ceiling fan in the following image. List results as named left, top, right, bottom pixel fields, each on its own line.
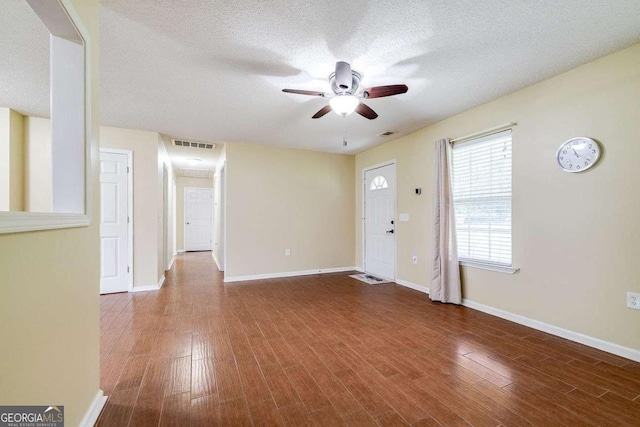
left=282, top=61, right=408, bottom=120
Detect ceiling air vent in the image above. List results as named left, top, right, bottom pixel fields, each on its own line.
left=172, top=139, right=215, bottom=150
left=378, top=131, right=396, bottom=137
left=180, top=168, right=210, bottom=178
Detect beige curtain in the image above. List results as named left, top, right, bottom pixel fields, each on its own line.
left=430, top=139, right=462, bottom=304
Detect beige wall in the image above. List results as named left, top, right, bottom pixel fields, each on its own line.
left=225, top=142, right=355, bottom=278
left=100, top=126, right=161, bottom=288
left=356, top=43, right=640, bottom=351
left=176, top=176, right=213, bottom=252
left=0, top=0, right=100, bottom=425
left=0, top=111, right=55, bottom=213
left=9, top=109, right=24, bottom=211
left=100, top=128, right=175, bottom=287
left=0, top=108, right=11, bottom=210
left=0, top=108, right=25, bottom=211
left=24, top=116, right=52, bottom=212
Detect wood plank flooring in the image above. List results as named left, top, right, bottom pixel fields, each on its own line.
left=98, top=252, right=640, bottom=426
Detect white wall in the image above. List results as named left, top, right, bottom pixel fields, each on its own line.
left=50, top=35, right=84, bottom=214
left=356, top=43, right=640, bottom=352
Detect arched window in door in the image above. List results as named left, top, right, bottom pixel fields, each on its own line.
left=369, top=175, right=388, bottom=190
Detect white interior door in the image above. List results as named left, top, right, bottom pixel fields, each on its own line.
left=185, top=187, right=213, bottom=251
left=100, top=151, right=129, bottom=294
left=364, top=163, right=396, bottom=280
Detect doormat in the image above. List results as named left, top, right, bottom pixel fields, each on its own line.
left=349, top=274, right=392, bottom=285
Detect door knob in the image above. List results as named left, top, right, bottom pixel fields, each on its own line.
left=386, top=229, right=394, bottom=234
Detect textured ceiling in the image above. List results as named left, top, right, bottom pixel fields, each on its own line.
left=2, top=0, right=640, bottom=160
left=0, top=0, right=50, bottom=118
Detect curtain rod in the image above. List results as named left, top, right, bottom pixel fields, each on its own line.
left=450, top=122, right=517, bottom=144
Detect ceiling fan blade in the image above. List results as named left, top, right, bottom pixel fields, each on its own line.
left=282, top=89, right=325, bottom=97
left=355, top=103, right=378, bottom=120
left=335, top=61, right=352, bottom=91
left=312, top=105, right=332, bottom=119
left=362, top=84, right=408, bottom=99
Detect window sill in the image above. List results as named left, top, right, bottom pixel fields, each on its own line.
left=0, top=211, right=90, bottom=234
left=459, top=260, right=519, bottom=275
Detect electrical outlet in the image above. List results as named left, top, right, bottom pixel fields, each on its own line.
left=627, top=292, right=640, bottom=310
left=412, top=255, right=418, bottom=264
left=285, top=249, right=291, bottom=256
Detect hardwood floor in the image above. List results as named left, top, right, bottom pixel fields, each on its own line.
left=98, top=252, right=640, bottom=426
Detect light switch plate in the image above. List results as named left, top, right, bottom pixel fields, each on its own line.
left=399, top=213, right=410, bottom=222
left=628, top=292, right=640, bottom=310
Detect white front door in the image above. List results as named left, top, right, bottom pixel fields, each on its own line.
left=364, top=163, right=396, bottom=280
left=100, top=151, right=129, bottom=294
left=185, top=187, right=213, bottom=251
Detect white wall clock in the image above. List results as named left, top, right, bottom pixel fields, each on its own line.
left=556, top=137, right=601, bottom=172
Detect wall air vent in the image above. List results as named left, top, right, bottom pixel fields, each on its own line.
left=180, top=168, right=210, bottom=178
left=172, top=139, right=215, bottom=150
left=378, top=131, right=396, bottom=137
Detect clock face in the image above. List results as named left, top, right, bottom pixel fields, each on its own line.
left=556, top=137, right=600, bottom=172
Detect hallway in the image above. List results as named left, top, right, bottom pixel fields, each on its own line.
left=98, top=252, right=640, bottom=426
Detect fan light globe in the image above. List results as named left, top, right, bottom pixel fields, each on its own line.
left=329, top=95, right=359, bottom=116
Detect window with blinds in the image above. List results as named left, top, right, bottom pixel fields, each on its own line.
left=451, top=129, right=512, bottom=266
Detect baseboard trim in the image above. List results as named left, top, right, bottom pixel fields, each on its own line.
left=168, top=256, right=175, bottom=271
left=393, top=280, right=639, bottom=362
left=395, top=279, right=430, bottom=295
left=224, top=267, right=358, bottom=283
left=131, top=275, right=165, bottom=292
left=79, top=389, right=107, bottom=427
left=212, top=252, right=223, bottom=272
left=462, top=298, right=640, bottom=363
left=177, top=249, right=185, bottom=253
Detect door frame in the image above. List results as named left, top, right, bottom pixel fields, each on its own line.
left=362, top=159, right=397, bottom=280
left=163, top=164, right=169, bottom=271
left=172, top=180, right=177, bottom=259
left=183, top=186, right=214, bottom=251
left=220, top=162, right=226, bottom=272
left=99, top=148, right=134, bottom=292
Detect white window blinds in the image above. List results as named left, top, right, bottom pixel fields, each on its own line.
left=451, top=130, right=512, bottom=266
